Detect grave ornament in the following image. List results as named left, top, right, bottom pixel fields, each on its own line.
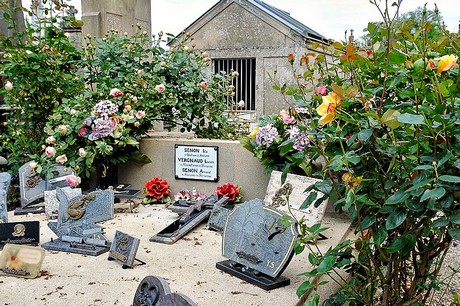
left=16, top=161, right=46, bottom=215
left=0, top=244, right=45, bottom=279
left=133, top=275, right=197, bottom=306
left=42, top=188, right=114, bottom=256
left=217, top=199, right=298, bottom=290
left=108, top=230, right=144, bottom=269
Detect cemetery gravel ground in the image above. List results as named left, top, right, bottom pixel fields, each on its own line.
left=0, top=204, right=458, bottom=306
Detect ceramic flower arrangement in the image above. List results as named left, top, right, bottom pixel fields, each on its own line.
left=142, top=177, right=171, bottom=204
left=215, top=182, right=241, bottom=204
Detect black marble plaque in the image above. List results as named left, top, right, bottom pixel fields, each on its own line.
left=0, top=221, right=40, bottom=249
left=108, top=230, right=140, bottom=268
left=133, top=275, right=197, bottom=306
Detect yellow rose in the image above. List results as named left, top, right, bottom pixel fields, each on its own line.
left=437, top=54, right=458, bottom=74
left=316, top=92, right=341, bottom=125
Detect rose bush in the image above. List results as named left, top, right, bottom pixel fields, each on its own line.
left=142, top=177, right=171, bottom=204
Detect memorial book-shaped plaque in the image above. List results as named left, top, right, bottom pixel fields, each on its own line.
left=0, top=244, right=45, bottom=279
left=0, top=221, right=40, bottom=249
left=108, top=230, right=141, bottom=269
left=217, top=199, right=298, bottom=290
left=18, top=161, right=46, bottom=208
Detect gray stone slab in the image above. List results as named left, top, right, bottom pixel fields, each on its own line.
left=264, top=171, right=329, bottom=227
left=18, top=161, right=46, bottom=207
left=41, top=238, right=109, bottom=256
left=222, top=199, right=298, bottom=278
left=133, top=275, right=197, bottom=306
left=108, top=230, right=141, bottom=268
left=207, top=204, right=233, bottom=232
left=0, top=172, right=11, bottom=223
left=44, top=187, right=81, bottom=219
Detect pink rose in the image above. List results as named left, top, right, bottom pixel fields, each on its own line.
left=66, top=174, right=81, bottom=188
left=155, top=84, right=165, bottom=93
left=315, top=85, right=327, bottom=96
left=4, top=81, right=13, bottom=91
left=45, top=146, right=56, bottom=157
left=282, top=114, right=296, bottom=124
left=135, top=110, right=145, bottom=119
left=78, top=126, right=87, bottom=137
left=200, top=81, right=208, bottom=88
left=110, top=88, right=124, bottom=98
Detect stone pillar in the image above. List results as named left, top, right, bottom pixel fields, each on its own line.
left=81, top=0, right=151, bottom=37
left=0, top=0, right=25, bottom=40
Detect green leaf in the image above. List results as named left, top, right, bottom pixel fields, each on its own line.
left=300, top=191, right=318, bottom=210
left=387, top=235, right=408, bottom=253
left=314, top=180, right=332, bottom=194
left=305, top=294, right=320, bottom=306
left=360, top=215, right=376, bottom=230
left=397, top=113, right=425, bottom=125
left=420, top=187, right=446, bottom=202
left=317, top=255, right=336, bottom=274
left=438, top=175, right=460, bottom=183
left=373, top=226, right=387, bottom=245
left=296, top=281, right=315, bottom=297
left=129, top=152, right=152, bottom=164
left=345, top=151, right=360, bottom=165
left=432, top=217, right=449, bottom=227
left=357, top=129, right=373, bottom=141
left=381, top=109, right=401, bottom=129
left=448, top=229, right=460, bottom=240
left=386, top=209, right=407, bottom=230
left=385, top=190, right=410, bottom=205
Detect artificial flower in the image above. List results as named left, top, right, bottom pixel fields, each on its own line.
left=314, top=85, right=327, bottom=96
left=437, top=54, right=458, bottom=73
left=316, top=92, right=341, bottom=125
left=29, top=162, right=37, bottom=169
left=216, top=182, right=241, bottom=203
left=255, top=124, right=279, bottom=147
left=135, top=110, right=145, bottom=119
left=45, top=136, right=56, bottom=144
left=280, top=110, right=296, bottom=124
left=78, top=148, right=87, bottom=157
left=143, top=177, right=170, bottom=204
left=45, top=146, right=56, bottom=157
left=288, top=53, right=294, bottom=64
left=57, top=125, right=69, bottom=135
left=238, top=100, right=245, bottom=108
left=200, top=81, right=208, bottom=88
left=174, top=190, right=191, bottom=201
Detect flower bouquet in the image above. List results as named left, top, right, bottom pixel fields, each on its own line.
left=142, top=177, right=171, bottom=204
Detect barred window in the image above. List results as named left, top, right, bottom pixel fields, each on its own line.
left=212, top=58, right=256, bottom=111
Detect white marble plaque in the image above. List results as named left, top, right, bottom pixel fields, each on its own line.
left=264, top=171, right=329, bottom=227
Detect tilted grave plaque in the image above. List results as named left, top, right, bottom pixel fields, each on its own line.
left=42, top=188, right=114, bottom=256
left=207, top=201, right=233, bottom=233
left=0, top=221, right=40, bottom=249
left=0, top=244, right=45, bottom=279
left=264, top=171, right=329, bottom=228
left=133, top=275, right=197, bottom=306
left=16, top=161, right=46, bottom=215
left=108, top=230, right=144, bottom=269
left=217, top=199, right=298, bottom=290
left=150, top=195, right=227, bottom=244
left=0, top=172, right=11, bottom=223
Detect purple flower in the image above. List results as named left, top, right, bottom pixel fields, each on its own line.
left=286, top=126, right=300, bottom=139
left=293, top=132, right=310, bottom=151
left=93, top=100, right=118, bottom=118
left=174, top=190, right=191, bottom=201
left=255, top=124, right=279, bottom=147
left=83, top=116, right=92, bottom=126
left=88, top=117, right=117, bottom=140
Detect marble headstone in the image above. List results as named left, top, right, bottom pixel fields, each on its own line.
left=220, top=199, right=298, bottom=279
left=264, top=171, right=329, bottom=227
left=18, top=161, right=46, bottom=207
left=108, top=230, right=141, bottom=268
left=0, top=172, right=11, bottom=223
left=133, top=275, right=197, bottom=306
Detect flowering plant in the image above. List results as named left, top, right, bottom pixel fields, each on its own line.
left=216, top=182, right=241, bottom=203
left=173, top=189, right=207, bottom=202
left=142, top=177, right=171, bottom=204
left=241, top=109, right=311, bottom=176
left=246, top=2, right=460, bottom=305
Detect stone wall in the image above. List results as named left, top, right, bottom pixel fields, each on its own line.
left=118, top=134, right=271, bottom=201
left=81, top=0, right=151, bottom=37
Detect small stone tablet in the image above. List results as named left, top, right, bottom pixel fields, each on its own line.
left=109, top=230, right=140, bottom=268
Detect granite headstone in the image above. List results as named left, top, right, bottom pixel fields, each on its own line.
left=207, top=202, right=233, bottom=233
left=133, top=275, right=197, bottom=306
left=0, top=172, right=11, bottom=223
left=45, top=164, right=74, bottom=190
left=217, top=199, right=298, bottom=290
left=44, top=187, right=82, bottom=219
left=16, top=161, right=46, bottom=215
left=42, top=188, right=114, bottom=256
left=108, top=230, right=141, bottom=269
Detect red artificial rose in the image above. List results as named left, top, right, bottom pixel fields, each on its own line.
left=216, top=182, right=240, bottom=202
left=144, top=177, right=170, bottom=200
